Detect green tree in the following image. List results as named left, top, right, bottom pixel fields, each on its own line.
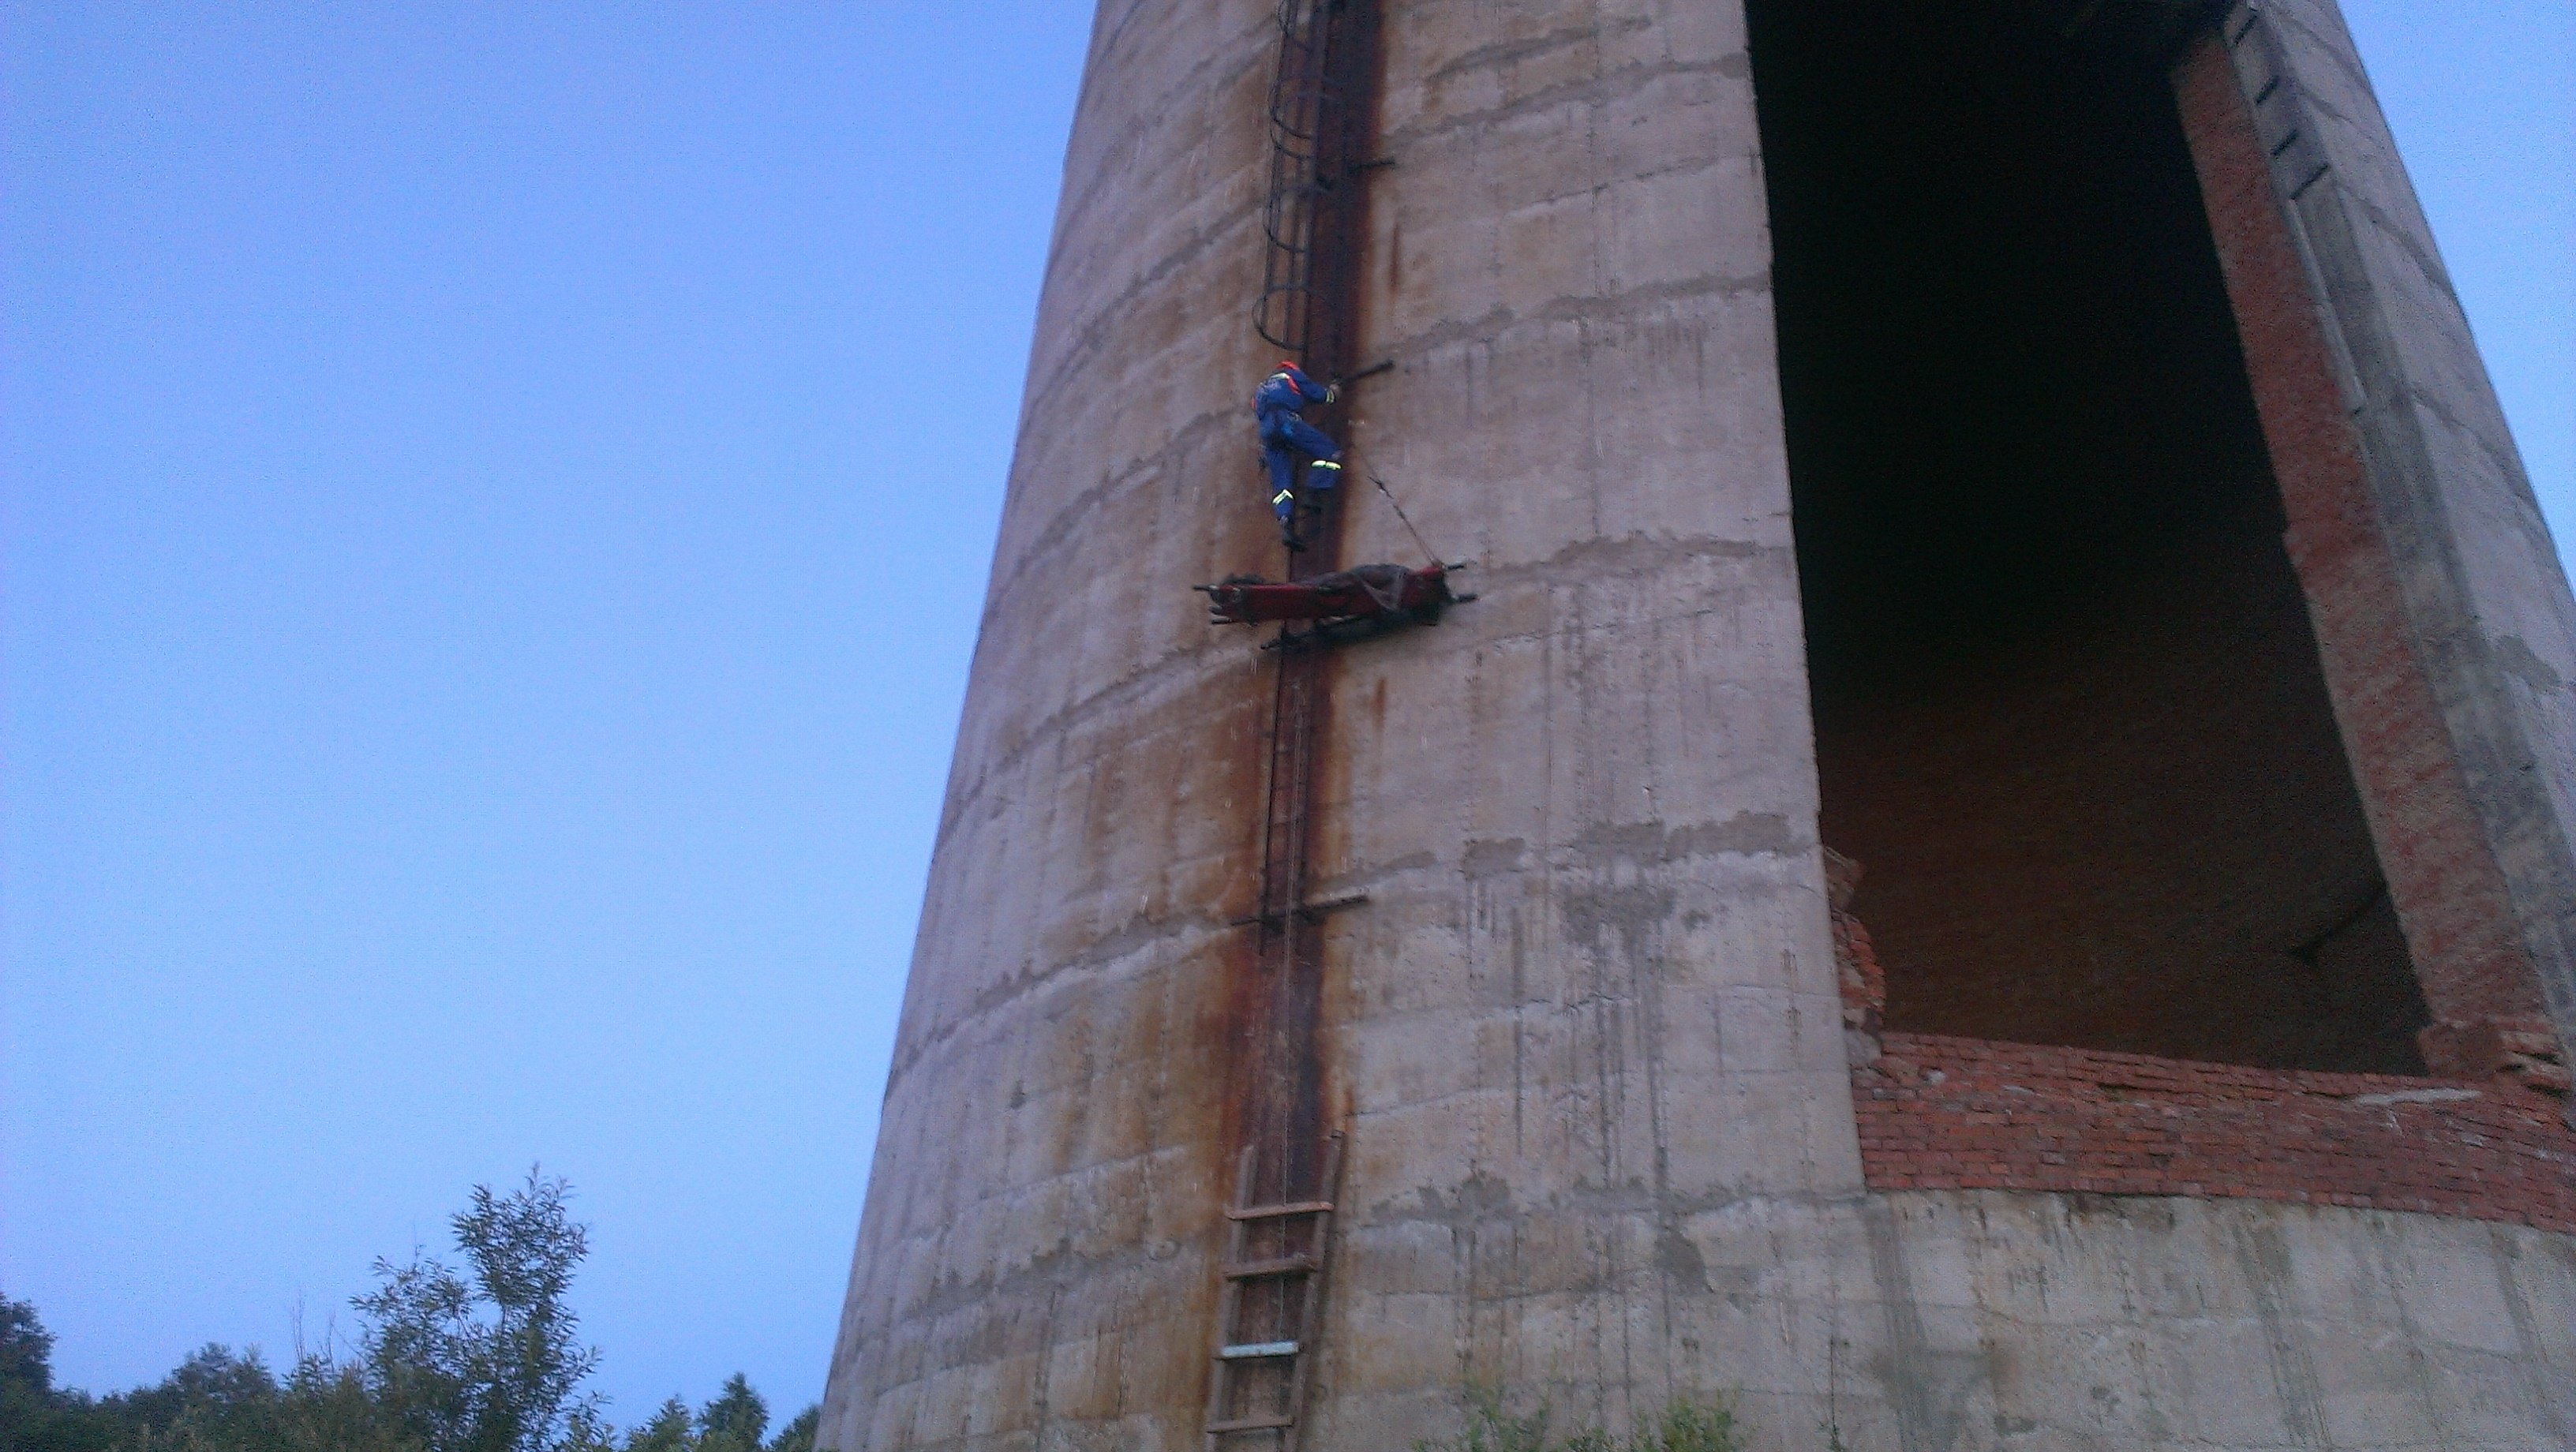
left=616, top=1379, right=814, bottom=1452
left=264, top=1355, right=419, bottom=1452
left=692, top=1375, right=764, bottom=1452
left=350, top=1168, right=604, bottom=1452
left=0, top=1297, right=113, bottom=1452
left=9, top=1176, right=816, bottom=1452
left=6, top=1298, right=417, bottom=1452
left=103, top=1345, right=290, bottom=1452
left=619, top=1399, right=693, bottom=1452
left=761, top=1406, right=817, bottom=1452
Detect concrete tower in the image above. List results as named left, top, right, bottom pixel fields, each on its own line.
left=819, top=1, right=2576, bottom=1447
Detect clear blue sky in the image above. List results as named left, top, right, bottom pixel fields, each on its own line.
left=3, top=0, right=2567, bottom=1426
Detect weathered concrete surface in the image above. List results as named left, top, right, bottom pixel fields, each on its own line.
left=1837, top=1194, right=2576, bottom=1452
left=814, top=1, right=2576, bottom=1448
left=1310, top=1190, right=2576, bottom=1451
left=818, top=0, right=1848, bottom=1443
left=1297, top=0, right=1855, bottom=1436
left=813, top=0, right=1289, bottom=1446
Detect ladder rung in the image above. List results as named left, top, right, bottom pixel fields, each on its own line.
left=1226, top=1199, right=1333, bottom=1221
left=1218, top=1339, right=1300, bottom=1360
left=1222, top=1253, right=1318, bottom=1278
left=1206, top=1414, right=1298, bottom=1433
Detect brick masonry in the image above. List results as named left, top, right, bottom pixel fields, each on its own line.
left=1854, top=1032, right=2576, bottom=1234
left=1836, top=877, right=2576, bottom=1236
left=2172, top=29, right=2551, bottom=1053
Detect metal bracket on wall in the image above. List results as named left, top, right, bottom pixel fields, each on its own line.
left=1229, top=893, right=1371, bottom=930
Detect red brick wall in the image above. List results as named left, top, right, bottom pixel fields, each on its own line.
left=2172, top=33, right=2550, bottom=1053
left=1833, top=878, right=2572, bottom=1232
left=1852, top=1033, right=2576, bottom=1233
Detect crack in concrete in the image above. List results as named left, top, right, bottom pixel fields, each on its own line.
left=1387, top=53, right=1750, bottom=151
left=1426, top=17, right=1653, bottom=84
left=1372, top=268, right=1771, bottom=366
left=889, top=907, right=1224, bottom=1085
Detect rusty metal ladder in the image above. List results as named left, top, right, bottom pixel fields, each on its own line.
left=1203, top=616, right=1350, bottom=1450
left=1255, top=0, right=1367, bottom=354
left=1203, top=1135, right=1344, bottom=1445
left=1208, top=0, right=1380, bottom=1443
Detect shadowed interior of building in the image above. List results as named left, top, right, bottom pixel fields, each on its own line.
left=1748, top=0, right=2432, bottom=1072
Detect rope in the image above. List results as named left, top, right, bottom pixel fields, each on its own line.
left=1342, top=443, right=1442, bottom=564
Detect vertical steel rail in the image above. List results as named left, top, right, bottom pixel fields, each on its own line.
left=1253, top=0, right=1328, bottom=355
left=1209, top=0, right=1381, bottom=1446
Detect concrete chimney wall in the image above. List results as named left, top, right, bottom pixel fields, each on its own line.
left=816, top=2, right=2576, bottom=1448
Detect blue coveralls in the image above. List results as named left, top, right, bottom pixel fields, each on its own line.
left=1253, top=364, right=1343, bottom=523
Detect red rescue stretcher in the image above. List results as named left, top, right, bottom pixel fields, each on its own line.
left=1196, top=563, right=1468, bottom=646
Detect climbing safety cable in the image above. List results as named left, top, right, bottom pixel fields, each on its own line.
left=1339, top=445, right=1443, bottom=567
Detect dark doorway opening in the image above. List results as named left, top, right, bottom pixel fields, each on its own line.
left=1747, top=0, right=2431, bottom=1072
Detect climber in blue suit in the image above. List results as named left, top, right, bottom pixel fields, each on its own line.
left=1254, top=361, right=1343, bottom=550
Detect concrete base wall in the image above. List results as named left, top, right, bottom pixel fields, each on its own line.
left=1318, top=1189, right=2576, bottom=1452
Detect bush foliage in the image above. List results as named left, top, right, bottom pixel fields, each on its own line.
left=0, top=1172, right=814, bottom=1452
left=1414, top=1384, right=1747, bottom=1452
